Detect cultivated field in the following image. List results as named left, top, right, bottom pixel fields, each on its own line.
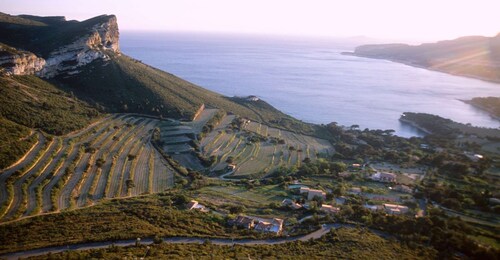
left=200, top=116, right=334, bottom=178
left=0, top=115, right=175, bottom=222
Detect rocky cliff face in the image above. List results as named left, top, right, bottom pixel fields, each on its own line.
left=39, top=15, right=120, bottom=78
left=0, top=47, right=46, bottom=75
left=0, top=15, right=120, bottom=78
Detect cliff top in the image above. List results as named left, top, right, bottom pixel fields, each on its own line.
left=0, top=13, right=117, bottom=57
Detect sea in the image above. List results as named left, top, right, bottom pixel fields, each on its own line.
left=120, top=32, right=500, bottom=137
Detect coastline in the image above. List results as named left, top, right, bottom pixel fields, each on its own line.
left=398, top=117, right=433, bottom=135
left=460, top=99, right=500, bottom=121
left=341, top=52, right=500, bottom=85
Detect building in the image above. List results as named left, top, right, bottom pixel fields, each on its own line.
left=246, top=95, right=260, bottom=102
left=300, top=187, right=326, bottom=200
left=383, top=204, right=409, bottom=215
left=254, top=218, right=283, bottom=234
left=394, top=185, right=412, bottom=194
left=364, top=204, right=382, bottom=211
left=186, top=200, right=209, bottom=212
left=335, top=196, right=347, bottom=205
left=281, top=198, right=302, bottom=210
left=371, top=172, right=397, bottom=183
left=380, top=172, right=397, bottom=182
left=348, top=187, right=362, bottom=195
left=231, top=216, right=255, bottom=229
left=320, top=204, right=340, bottom=214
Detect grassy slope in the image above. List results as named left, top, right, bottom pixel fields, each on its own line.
left=350, top=34, right=500, bottom=83
left=0, top=192, right=249, bottom=254
left=25, top=228, right=435, bottom=260
left=50, top=54, right=317, bottom=134
left=0, top=117, right=37, bottom=169
left=0, top=12, right=320, bottom=135
left=0, top=75, right=99, bottom=136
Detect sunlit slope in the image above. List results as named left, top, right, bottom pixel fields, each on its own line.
left=349, top=34, right=500, bottom=83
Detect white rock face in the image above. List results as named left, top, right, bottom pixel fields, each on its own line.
left=0, top=15, right=120, bottom=78
left=0, top=50, right=46, bottom=75
left=38, top=16, right=120, bottom=78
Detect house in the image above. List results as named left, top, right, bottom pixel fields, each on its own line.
left=231, top=216, right=255, bottom=229
left=186, top=200, right=209, bottom=212
left=394, top=185, right=412, bottom=194
left=320, top=204, right=340, bottom=214
left=371, top=172, right=397, bottom=183
left=489, top=198, right=500, bottom=205
left=348, top=187, right=362, bottom=195
left=282, top=198, right=302, bottom=210
left=254, top=218, right=283, bottom=234
left=335, top=196, right=347, bottom=205
left=364, top=204, right=382, bottom=211
left=383, top=204, right=409, bottom=215
left=380, top=172, right=397, bottom=182
left=246, top=95, right=260, bottom=102
left=300, top=187, right=326, bottom=200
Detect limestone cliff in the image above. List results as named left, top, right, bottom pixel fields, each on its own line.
left=0, top=45, right=45, bottom=75
left=0, top=15, right=120, bottom=78
left=39, top=15, right=120, bottom=78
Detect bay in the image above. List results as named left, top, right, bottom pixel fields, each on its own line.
left=120, top=32, right=499, bottom=137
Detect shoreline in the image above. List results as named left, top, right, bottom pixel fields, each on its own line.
left=459, top=99, right=500, bottom=121
left=398, top=118, right=433, bottom=135
left=341, top=52, right=500, bottom=85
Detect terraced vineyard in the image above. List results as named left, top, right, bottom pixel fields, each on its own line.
left=0, top=115, right=175, bottom=222
left=200, top=116, right=334, bottom=178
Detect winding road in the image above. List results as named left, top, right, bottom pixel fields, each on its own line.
left=1, top=224, right=349, bottom=260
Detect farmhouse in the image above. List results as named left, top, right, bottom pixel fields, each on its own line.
left=383, top=204, right=409, bottom=215
left=254, top=218, right=284, bottom=234
left=282, top=198, right=302, bottom=210
left=348, top=187, right=362, bottom=195
left=364, top=204, right=382, bottom=211
left=186, top=200, right=209, bottom=212
left=371, top=172, right=396, bottom=183
left=246, top=95, right=260, bottom=102
left=394, top=184, right=412, bottom=193
left=300, top=187, right=326, bottom=200
left=320, top=205, right=340, bottom=214
left=231, top=215, right=255, bottom=229
left=335, top=196, right=347, bottom=205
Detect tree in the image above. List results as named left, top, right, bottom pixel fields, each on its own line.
left=126, top=179, right=135, bottom=189
left=330, top=162, right=347, bottom=174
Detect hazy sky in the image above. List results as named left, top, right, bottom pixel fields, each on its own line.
left=2, top=0, right=500, bottom=42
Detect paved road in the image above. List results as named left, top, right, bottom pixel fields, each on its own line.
left=1, top=224, right=343, bottom=260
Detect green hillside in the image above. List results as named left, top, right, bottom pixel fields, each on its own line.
left=0, top=117, right=37, bottom=169
left=0, top=12, right=319, bottom=169
left=49, top=53, right=314, bottom=133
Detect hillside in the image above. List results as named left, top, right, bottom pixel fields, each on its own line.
left=344, top=34, right=500, bottom=83
left=0, top=12, right=314, bottom=132
left=0, top=12, right=320, bottom=168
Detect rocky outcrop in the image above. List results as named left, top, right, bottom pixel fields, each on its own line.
left=0, top=46, right=45, bottom=75
left=39, top=15, right=120, bottom=78
left=0, top=15, right=120, bottom=78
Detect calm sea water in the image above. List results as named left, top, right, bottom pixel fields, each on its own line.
left=120, top=32, right=500, bottom=137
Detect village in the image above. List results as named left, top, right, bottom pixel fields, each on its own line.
left=182, top=161, right=422, bottom=236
